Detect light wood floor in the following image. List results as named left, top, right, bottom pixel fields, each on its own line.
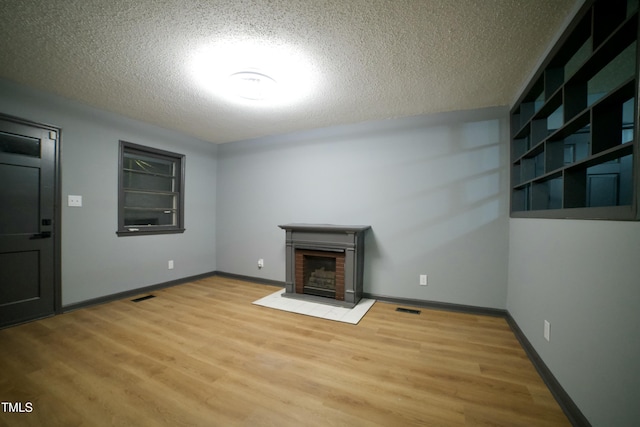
left=0, top=276, right=570, bottom=426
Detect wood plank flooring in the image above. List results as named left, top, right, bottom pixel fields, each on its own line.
left=0, top=276, right=570, bottom=426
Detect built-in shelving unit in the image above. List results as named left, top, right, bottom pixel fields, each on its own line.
left=510, top=0, right=639, bottom=219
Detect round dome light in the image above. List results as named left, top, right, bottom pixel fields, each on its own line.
left=228, top=71, right=277, bottom=101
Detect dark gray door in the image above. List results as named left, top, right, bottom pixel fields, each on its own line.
left=0, top=117, right=57, bottom=328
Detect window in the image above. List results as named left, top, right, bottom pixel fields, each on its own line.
left=117, top=141, right=185, bottom=236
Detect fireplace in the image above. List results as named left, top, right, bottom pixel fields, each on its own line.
left=296, top=249, right=345, bottom=299
left=278, top=224, right=370, bottom=308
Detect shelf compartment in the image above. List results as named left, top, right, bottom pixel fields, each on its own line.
left=548, top=9, right=592, bottom=82
left=564, top=80, right=588, bottom=122
left=563, top=14, right=637, bottom=121
left=587, top=41, right=636, bottom=107
left=569, top=12, right=637, bottom=84
left=514, top=77, right=545, bottom=131
left=591, top=78, right=635, bottom=154
left=512, top=161, right=522, bottom=186
left=511, top=113, right=522, bottom=137
left=512, top=184, right=531, bottom=212
left=555, top=12, right=593, bottom=81
left=545, top=68, right=565, bottom=99
left=528, top=110, right=563, bottom=150
left=512, top=134, right=529, bottom=162
left=512, top=121, right=530, bottom=141
left=532, top=172, right=564, bottom=210
left=547, top=104, right=564, bottom=135
left=563, top=36, right=592, bottom=81
left=564, top=147, right=634, bottom=208
left=529, top=77, right=545, bottom=113
left=546, top=111, right=591, bottom=171
left=593, top=0, right=630, bottom=48
left=521, top=144, right=545, bottom=182
left=533, top=89, right=563, bottom=121
left=531, top=119, right=548, bottom=147
left=545, top=128, right=590, bottom=173
left=548, top=109, right=590, bottom=141
left=527, top=94, right=565, bottom=149
left=564, top=41, right=636, bottom=121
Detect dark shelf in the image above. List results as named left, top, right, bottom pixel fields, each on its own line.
left=564, top=142, right=633, bottom=171
left=512, top=121, right=530, bottom=140
left=547, top=110, right=590, bottom=142
left=510, top=0, right=638, bottom=220
left=519, top=138, right=545, bottom=162
left=566, top=12, right=637, bottom=87
left=513, top=168, right=563, bottom=190
left=532, top=169, right=564, bottom=184
left=593, top=1, right=630, bottom=48
left=511, top=205, right=634, bottom=220
left=532, top=88, right=563, bottom=121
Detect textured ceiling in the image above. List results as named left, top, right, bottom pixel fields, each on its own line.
left=0, top=0, right=578, bottom=144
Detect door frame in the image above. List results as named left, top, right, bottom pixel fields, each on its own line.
left=1, top=112, right=62, bottom=316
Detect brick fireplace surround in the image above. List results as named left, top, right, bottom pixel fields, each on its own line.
left=295, top=249, right=345, bottom=299
left=278, top=224, right=371, bottom=308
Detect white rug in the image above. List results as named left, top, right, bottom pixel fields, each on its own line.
left=252, top=289, right=375, bottom=324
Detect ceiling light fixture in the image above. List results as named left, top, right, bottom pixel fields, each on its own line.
left=228, top=71, right=277, bottom=101
left=189, top=39, right=318, bottom=107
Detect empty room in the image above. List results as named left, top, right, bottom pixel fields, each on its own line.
left=0, top=0, right=638, bottom=426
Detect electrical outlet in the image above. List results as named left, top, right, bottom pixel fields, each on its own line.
left=68, top=195, right=82, bottom=207
left=544, top=320, right=550, bottom=342
left=258, top=258, right=264, bottom=269
left=419, top=274, right=427, bottom=286
left=168, top=260, right=174, bottom=270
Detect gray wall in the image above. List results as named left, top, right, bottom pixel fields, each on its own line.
left=8, top=73, right=635, bottom=426
left=216, top=107, right=510, bottom=309
left=508, top=218, right=640, bottom=426
left=504, top=1, right=639, bottom=424
left=0, top=79, right=218, bottom=305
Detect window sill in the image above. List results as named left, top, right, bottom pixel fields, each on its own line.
left=116, top=228, right=186, bottom=237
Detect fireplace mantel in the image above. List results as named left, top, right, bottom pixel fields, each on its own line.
left=278, top=224, right=371, bottom=233
left=278, top=224, right=370, bottom=308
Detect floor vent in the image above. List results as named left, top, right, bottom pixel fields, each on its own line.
left=131, top=295, right=156, bottom=303
left=396, top=307, right=421, bottom=315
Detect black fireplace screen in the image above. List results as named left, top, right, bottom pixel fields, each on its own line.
left=303, top=255, right=336, bottom=297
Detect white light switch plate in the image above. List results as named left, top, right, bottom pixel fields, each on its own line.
left=68, top=195, right=82, bottom=207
